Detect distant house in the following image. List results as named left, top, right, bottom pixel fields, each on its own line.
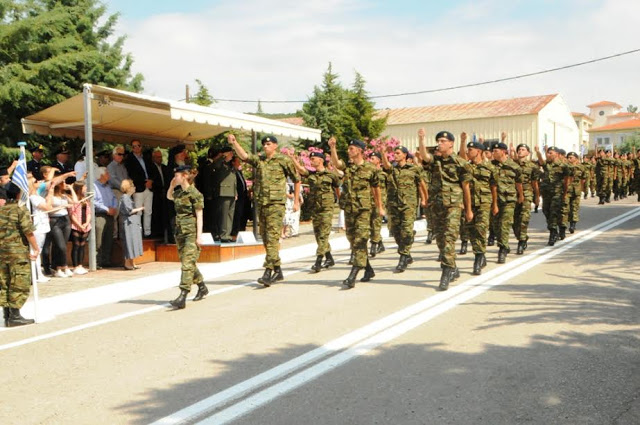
left=572, top=112, right=594, bottom=154
left=377, top=94, right=579, bottom=153
left=588, top=119, right=640, bottom=151
left=575, top=100, right=640, bottom=151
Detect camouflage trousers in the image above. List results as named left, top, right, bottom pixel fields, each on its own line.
left=512, top=198, right=532, bottom=242
left=568, top=193, right=581, bottom=223
left=0, top=260, right=32, bottom=309
left=464, top=203, right=491, bottom=254
left=459, top=214, right=470, bottom=242
left=561, top=194, right=570, bottom=227
left=176, top=232, right=203, bottom=292
left=541, top=189, right=551, bottom=220
left=489, top=210, right=499, bottom=238
left=590, top=177, right=596, bottom=195
left=597, top=176, right=612, bottom=197
left=496, top=201, right=516, bottom=251
left=388, top=204, right=416, bottom=256
left=432, top=202, right=462, bottom=268
left=344, top=206, right=372, bottom=268
left=582, top=177, right=591, bottom=196
left=545, top=193, right=565, bottom=230
left=370, top=204, right=383, bottom=243
left=426, top=202, right=434, bottom=232
left=313, top=209, right=333, bottom=256
left=259, top=203, right=286, bottom=269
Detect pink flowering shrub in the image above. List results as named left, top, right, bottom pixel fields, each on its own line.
left=366, top=136, right=401, bottom=161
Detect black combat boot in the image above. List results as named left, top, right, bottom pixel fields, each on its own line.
left=271, top=266, right=284, bottom=282
left=395, top=254, right=408, bottom=273
left=583, top=193, right=587, bottom=200
left=598, top=196, right=605, bottom=205
left=343, top=266, right=362, bottom=288
left=169, top=289, right=189, bottom=309
left=361, top=260, right=375, bottom=282
left=548, top=229, right=558, bottom=246
left=369, top=241, right=378, bottom=257
left=638, top=193, right=640, bottom=202
left=425, top=230, right=433, bottom=244
left=459, top=240, right=468, bottom=255
left=569, top=222, right=576, bottom=234
left=487, top=232, right=495, bottom=246
left=323, top=252, right=335, bottom=268
left=481, top=253, right=487, bottom=268
left=311, top=255, right=323, bottom=273
left=376, top=241, right=385, bottom=254
left=497, top=247, right=507, bottom=264
left=473, top=254, right=483, bottom=275
left=605, top=194, right=611, bottom=203
left=5, top=308, right=35, bottom=327
left=3, top=306, right=11, bottom=326
left=348, top=251, right=355, bottom=265
left=257, top=268, right=272, bottom=287
left=193, top=282, right=209, bottom=301
left=614, top=193, right=619, bottom=201
left=406, top=254, right=414, bottom=264
left=438, top=266, right=454, bottom=291
left=516, top=240, right=525, bottom=255
left=558, top=226, right=566, bottom=240
left=452, top=267, right=460, bottom=281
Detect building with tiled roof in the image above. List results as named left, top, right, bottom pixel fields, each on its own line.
left=589, top=118, right=640, bottom=150
left=377, top=94, right=579, bottom=153
left=572, top=112, right=594, bottom=147
left=586, top=101, right=624, bottom=127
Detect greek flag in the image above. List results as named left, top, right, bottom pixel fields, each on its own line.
left=11, top=146, right=30, bottom=205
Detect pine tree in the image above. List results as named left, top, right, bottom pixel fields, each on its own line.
left=342, top=71, right=386, bottom=142
left=191, top=79, right=215, bottom=107
left=0, top=0, right=144, bottom=145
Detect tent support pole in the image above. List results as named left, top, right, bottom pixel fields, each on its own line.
left=251, top=130, right=258, bottom=238
left=84, top=84, right=97, bottom=271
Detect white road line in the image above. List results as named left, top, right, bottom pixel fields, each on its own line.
left=149, top=207, right=640, bottom=425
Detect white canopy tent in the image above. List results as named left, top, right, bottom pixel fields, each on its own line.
left=22, top=83, right=321, bottom=270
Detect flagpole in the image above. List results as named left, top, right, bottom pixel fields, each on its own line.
left=17, top=141, right=39, bottom=323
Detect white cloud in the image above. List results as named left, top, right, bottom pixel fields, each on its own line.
left=115, top=0, right=640, bottom=116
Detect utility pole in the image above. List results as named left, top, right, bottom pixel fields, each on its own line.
left=185, top=84, right=190, bottom=103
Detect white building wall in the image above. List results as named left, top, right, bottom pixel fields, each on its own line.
left=537, top=95, right=579, bottom=153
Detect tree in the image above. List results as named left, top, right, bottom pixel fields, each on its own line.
left=0, top=0, right=144, bottom=147
left=342, top=71, right=386, bottom=143
left=191, top=79, right=215, bottom=107
left=618, top=131, right=640, bottom=154
left=627, top=105, right=638, bottom=113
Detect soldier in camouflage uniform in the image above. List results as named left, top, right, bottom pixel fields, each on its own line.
left=229, top=134, right=300, bottom=286
left=418, top=129, right=473, bottom=291
left=290, top=150, right=340, bottom=272
left=379, top=145, right=426, bottom=272
left=632, top=150, right=640, bottom=201
left=491, top=143, right=523, bottom=263
left=589, top=156, right=597, bottom=198
left=612, top=152, right=623, bottom=201
left=556, top=148, right=572, bottom=240
left=0, top=183, right=40, bottom=327
left=566, top=152, right=586, bottom=233
left=423, top=155, right=436, bottom=244
left=459, top=140, right=498, bottom=275
left=329, top=137, right=383, bottom=288
left=581, top=156, right=594, bottom=199
left=536, top=146, right=572, bottom=245
left=368, top=152, right=387, bottom=257
left=167, top=165, right=208, bottom=309
left=512, top=144, right=540, bottom=255
left=595, top=150, right=614, bottom=204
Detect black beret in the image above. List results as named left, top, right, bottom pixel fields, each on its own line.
left=567, top=151, right=578, bottom=158
left=435, top=131, right=454, bottom=142
left=30, top=144, right=45, bottom=153
left=397, top=146, right=409, bottom=155
left=0, top=167, right=8, bottom=177
left=516, top=143, right=530, bottom=152
left=174, top=165, right=192, bottom=173
left=261, top=135, right=278, bottom=145
left=309, top=151, right=325, bottom=159
left=349, top=139, right=366, bottom=150
left=407, top=152, right=414, bottom=159
left=467, top=141, right=485, bottom=151
left=547, top=146, right=559, bottom=153
left=5, top=182, right=21, bottom=200
left=557, top=148, right=566, bottom=156
left=220, top=146, right=233, bottom=153
left=492, top=142, right=508, bottom=151
left=482, top=141, right=492, bottom=150
left=370, top=152, right=382, bottom=159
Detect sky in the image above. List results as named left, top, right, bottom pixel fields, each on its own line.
left=103, top=0, right=640, bottom=116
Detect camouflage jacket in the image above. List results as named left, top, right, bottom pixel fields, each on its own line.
left=375, top=168, right=388, bottom=208
left=493, top=157, right=523, bottom=203
left=468, top=160, right=497, bottom=207
left=384, top=163, right=422, bottom=209
left=516, top=158, right=541, bottom=199
left=306, top=169, right=340, bottom=213
left=247, top=153, right=300, bottom=206
left=0, top=202, right=35, bottom=261
left=568, top=163, right=586, bottom=195
left=543, top=160, right=572, bottom=195
left=174, top=185, right=204, bottom=234
left=338, top=160, right=379, bottom=211
left=428, top=153, right=472, bottom=207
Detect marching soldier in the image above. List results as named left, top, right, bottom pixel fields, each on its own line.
left=491, top=142, right=523, bottom=263
left=368, top=152, right=387, bottom=257
left=329, top=137, right=383, bottom=288
left=512, top=144, right=540, bottom=255
left=290, top=150, right=340, bottom=272
left=537, top=146, right=572, bottom=246
left=167, top=166, right=208, bottom=309
left=378, top=145, right=427, bottom=272
left=566, top=152, right=586, bottom=233
left=228, top=134, right=300, bottom=286
left=418, top=129, right=473, bottom=291
left=581, top=155, right=593, bottom=199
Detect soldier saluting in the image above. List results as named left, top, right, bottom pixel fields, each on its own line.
left=418, top=129, right=473, bottom=291
left=228, top=134, right=300, bottom=286
left=328, top=137, right=384, bottom=288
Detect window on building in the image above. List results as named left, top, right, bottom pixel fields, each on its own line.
left=604, top=137, right=610, bottom=143
left=597, top=138, right=603, bottom=145
left=599, top=111, right=605, bottom=116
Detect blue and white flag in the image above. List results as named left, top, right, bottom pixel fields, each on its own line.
left=11, top=144, right=30, bottom=205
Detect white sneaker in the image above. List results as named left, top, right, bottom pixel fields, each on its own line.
left=75, top=267, right=88, bottom=275
left=37, top=276, right=50, bottom=283
left=65, top=268, right=74, bottom=277
left=55, top=269, right=68, bottom=278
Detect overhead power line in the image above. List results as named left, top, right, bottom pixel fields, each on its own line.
left=212, top=48, right=640, bottom=104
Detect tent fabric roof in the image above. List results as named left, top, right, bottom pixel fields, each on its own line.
left=21, top=84, right=321, bottom=147
left=376, top=94, right=558, bottom=125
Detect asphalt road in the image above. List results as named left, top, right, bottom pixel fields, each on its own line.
left=1, top=196, right=639, bottom=425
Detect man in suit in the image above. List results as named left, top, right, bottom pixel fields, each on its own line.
left=124, top=139, right=154, bottom=237
left=150, top=149, right=171, bottom=239
left=27, top=144, right=46, bottom=181
left=231, top=156, right=251, bottom=240
left=213, top=146, right=237, bottom=243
